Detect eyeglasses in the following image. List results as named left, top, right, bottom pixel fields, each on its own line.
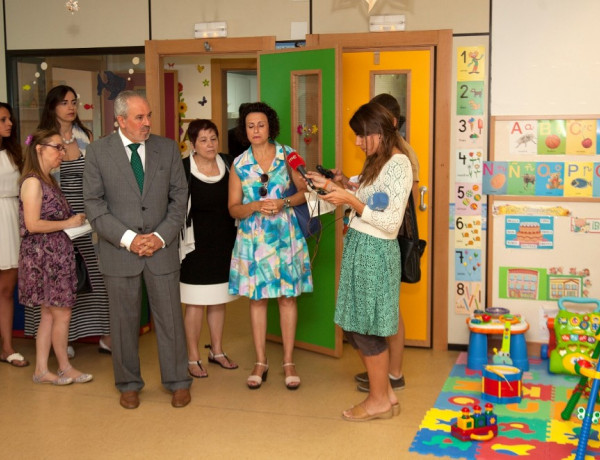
left=259, top=173, right=269, bottom=197
left=40, top=143, right=66, bottom=152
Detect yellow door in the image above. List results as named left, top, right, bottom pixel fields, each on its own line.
left=342, top=50, right=432, bottom=346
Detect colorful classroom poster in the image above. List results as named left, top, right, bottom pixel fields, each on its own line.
left=498, top=267, right=546, bottom=300
left=535, top=162, right=564, bottom=196
left=506, top=161, right=537, bottom=196
left=564, top=161, right=594, bottom=197
left=454, top=248, right=482, bottom=281
left=537, top=119, right=567, bottom=154
left=455, top=281, right=482, bottom=314
left=455, top=149, right=483, bottom=182
left=482, top=161, right=507, bottom=195
left=505, top=215, right=554, bottom=249
left=456, top=46, right=486, bottom=81
left=456, top=81, right=484, bottom=115
left=456, top=116, right=485, bottom=147
left=566, top=119, right=597, bottom=154
left=594, top=162, right=600, bottom=197
left=571, top=217, right=600, bottom=233
left=509, top=120, right=538, bottom=155
left=454, top=215, right=483, bottom=249
left=455, top=182, right=484, bottom=214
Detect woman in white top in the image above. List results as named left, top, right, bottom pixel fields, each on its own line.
left=307, top=102, right=412, bottom=422
left=0, top=102, right=28, bottom=368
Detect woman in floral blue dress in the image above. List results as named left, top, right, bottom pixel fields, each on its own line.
left=19, top=129, right=92, bottom=385
left=228, top=102, right=312, bottom=390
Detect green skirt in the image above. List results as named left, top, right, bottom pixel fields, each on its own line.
left=334, top=228, right=400, bottom=337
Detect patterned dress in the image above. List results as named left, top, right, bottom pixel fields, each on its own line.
left=18, top=174, right=77, bottom=308
left=229, top=143, right=313, bottom=300
left=25, top=128, right=110, bottom=340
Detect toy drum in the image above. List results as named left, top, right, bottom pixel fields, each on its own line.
left=482, top=365, right=522, bottom=403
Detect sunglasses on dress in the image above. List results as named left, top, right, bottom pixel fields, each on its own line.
left=259, top=173, right=269, bottom=197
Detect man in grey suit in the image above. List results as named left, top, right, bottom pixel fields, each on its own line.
left=83, top=90, right=192, bottom=409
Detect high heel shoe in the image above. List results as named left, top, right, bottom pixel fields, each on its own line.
left=58, top=365, right=93, bottom=384
left=32, top=370, right=73, bottom=386
left=247, top=362, right=268, bottom=389
left=98, top=338, right=112, bottom=355
left=282, top=362, right=301, bottom=390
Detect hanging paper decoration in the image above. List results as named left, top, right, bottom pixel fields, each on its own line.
left=365, top=0, right=378, bottom=12
left=66, top=0, right=80, bottom=14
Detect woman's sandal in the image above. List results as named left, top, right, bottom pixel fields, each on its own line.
left=188, top=360, right=208, bottom=378
left=204, top=344, right=238, bottom=369
left=32, top=370, right=73, bottom=386
left=342, top=403, right=394, bottom=422
left=247, top=362, right=268, bottom=389
left=282, top=362, right=301, bottom=390
left=58, top=365, right=93, bottom=383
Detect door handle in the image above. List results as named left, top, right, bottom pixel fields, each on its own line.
left=419, top=186, right=427, bottom=211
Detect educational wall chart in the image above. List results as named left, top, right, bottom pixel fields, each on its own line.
left=482, top=161, right=600, bottom=197
left=453, top=46, right=486, bottom=315
left=487, top=115, right=600, bottom=342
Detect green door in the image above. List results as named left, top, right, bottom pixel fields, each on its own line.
left=259, top=48, right=342, bottom=356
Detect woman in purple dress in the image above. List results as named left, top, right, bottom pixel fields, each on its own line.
left=19, top=129, right=92, bottom=385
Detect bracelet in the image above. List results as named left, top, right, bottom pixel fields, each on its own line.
left=283, top=198, right=291, bottom=208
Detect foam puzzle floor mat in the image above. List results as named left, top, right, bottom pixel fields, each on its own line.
left=409, top=353, right=600, bottom=459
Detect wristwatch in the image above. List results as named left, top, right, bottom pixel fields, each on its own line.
left=284, top=198, right=291, bottom=208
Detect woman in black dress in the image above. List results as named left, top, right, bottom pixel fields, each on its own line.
left=180, top=119, right=238, bottom=378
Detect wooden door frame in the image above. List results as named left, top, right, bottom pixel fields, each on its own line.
left=307, top=30, right=452, bottom=351
left=145, top=37, right=275, bottom=135
left=210, top=58, right=257, bottom=148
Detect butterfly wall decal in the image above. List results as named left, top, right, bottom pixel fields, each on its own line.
left=198, top=96, right=207, bottom=106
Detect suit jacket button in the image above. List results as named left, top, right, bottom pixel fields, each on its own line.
left=142, top=207, right=147, bottom=211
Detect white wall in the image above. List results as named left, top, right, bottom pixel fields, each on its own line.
left=4, top=0, right=149, bottom=50
left=3, top=0, right=489, bottom=49
left=491, top=0, right=600, bottom=116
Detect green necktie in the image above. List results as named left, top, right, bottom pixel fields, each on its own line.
left=129, top=143, right=144, bottom=192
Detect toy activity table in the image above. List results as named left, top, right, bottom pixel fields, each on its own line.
left=466, top=317, right=529, bottom=371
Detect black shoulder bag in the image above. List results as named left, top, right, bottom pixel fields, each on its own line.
left=397, top=192, right=426, bottom=283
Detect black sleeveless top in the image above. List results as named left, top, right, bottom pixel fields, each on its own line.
left=180, top=154, right=237, bottom=285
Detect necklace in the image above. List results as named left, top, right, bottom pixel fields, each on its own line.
left=62, top=136, right=75, bottom=145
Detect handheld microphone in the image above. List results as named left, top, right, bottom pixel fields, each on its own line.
left=367, top=192, right=389, bottom=211
left=286, top=151, right=315, bottom=189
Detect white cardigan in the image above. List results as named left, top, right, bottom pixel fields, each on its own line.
left=349, top=153, right=413, bottom=240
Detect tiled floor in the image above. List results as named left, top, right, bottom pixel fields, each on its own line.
left=2, top=297, right=458, bottom=459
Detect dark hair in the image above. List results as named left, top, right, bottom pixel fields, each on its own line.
left=186, top=119, right=219, bottom=146
left=21, top=129, right=61, bottom=187
left=0, top=102, right=23, bottom=172
left=370, top=93, right=406, bottom=130
left=38, top=85, right=92, bottom=140
left=349, top=102, right=407, bottom=186
left=237, top=101, right=280, bottom=142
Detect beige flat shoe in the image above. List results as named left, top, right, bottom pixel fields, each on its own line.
left=342, top=403, right=393, bottom=422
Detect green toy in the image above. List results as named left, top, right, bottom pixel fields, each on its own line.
left=549, top=297, right=600, bottom=375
